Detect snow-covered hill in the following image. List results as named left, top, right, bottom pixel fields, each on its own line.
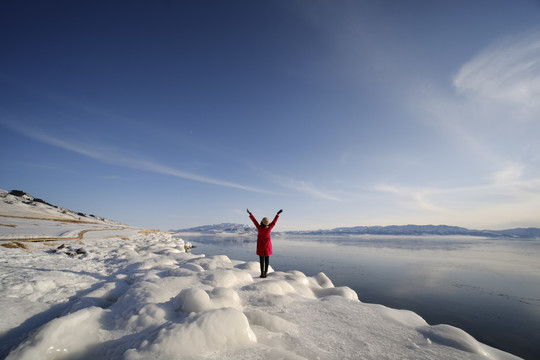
left=0, top=189, right=120, bottom=224
left=173, top=222, right=540, bottom=239
left=172, top=223, right=256, bottom=235
left=287, top=224, right=540, bottom=238
left=0, top=189, right=123, bottom=241
left=0, top=190, right=522, bottom=359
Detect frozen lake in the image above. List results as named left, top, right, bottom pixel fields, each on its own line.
left=181, top=234, right=540, bottom=359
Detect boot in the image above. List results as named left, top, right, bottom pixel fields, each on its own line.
left=260, top=258, right=265, bottom=278
left=264, top=258, right=269, bottom=278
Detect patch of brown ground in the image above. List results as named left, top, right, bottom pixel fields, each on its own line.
left=0, top=227, right=126, bottom=243
left=0, top=214, right=101, bottom=224
left=0, top=223, right=17, bottom=228
left=138, top=229, right=163, bottom=235
left=105, top=235, right=130, bottom=240
left=1, top=241, right=29, bottom=250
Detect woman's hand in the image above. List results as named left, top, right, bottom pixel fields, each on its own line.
left=277, top=209, right=283, bottom=215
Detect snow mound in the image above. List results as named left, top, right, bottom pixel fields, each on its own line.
left=418, top=324, right=491, bottom=356
left=1, top=226, right=521, bottom=359
left=125, top=308, right=257, bottom=360
left=6, top=307, right=104, bottom=360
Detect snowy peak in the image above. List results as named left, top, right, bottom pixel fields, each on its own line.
left=292, top=224, right=482, bottom=236
left=288, top=224, right=540, bottom=238
left=173, top=221, right=540, bottom=239
left=172, top=223, right=255, bottom=235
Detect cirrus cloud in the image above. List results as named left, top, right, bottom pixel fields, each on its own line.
left=0, top=118, right=271, bottom=194
left=453, top=29, right=540, bottom=118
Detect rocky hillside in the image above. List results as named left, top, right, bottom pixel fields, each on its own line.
left=0, top=189, right=120, bottom=225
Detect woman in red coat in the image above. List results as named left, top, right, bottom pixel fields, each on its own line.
left=247, top=208, right=282, bottom=278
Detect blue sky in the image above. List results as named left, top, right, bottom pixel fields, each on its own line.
left=1, top=1, right=540, bottom=231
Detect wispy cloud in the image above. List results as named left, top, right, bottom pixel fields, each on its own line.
left=453, top=29, right=540, bottom=118
left=269, top=174, right=341, bottom=201
left=411, top=29, right=540, bottom=169
left=375, top=163, right=540, bottom=227
left=1, top=119, right=270, bottom=194
left=374, top=183, right=447, bottom=213
left=492, top=163, right=525, bottom=184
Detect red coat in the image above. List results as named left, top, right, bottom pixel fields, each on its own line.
left=249, top=213, right=279, bottom=256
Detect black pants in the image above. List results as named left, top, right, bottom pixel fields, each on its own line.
left=259, top=256, right=269, bottom=275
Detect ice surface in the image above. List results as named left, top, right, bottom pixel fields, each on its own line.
left=0, top=198, right=522, bottom=359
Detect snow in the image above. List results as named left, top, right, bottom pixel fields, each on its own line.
left=0, top=190, right=522, bottom=359
left=172, top=222, right=540, bottom=239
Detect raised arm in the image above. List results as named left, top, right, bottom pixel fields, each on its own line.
left=269, top=209, right=283, bottom=229
left=248, top=209, right=261, bottom=230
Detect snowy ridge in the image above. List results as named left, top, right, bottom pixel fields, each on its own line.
left=0, top=189, right=123, bottom=241
left=291, top=224, right=540, bottom=238
left=0, top=189, right=120, bottom=225
left=172, top=223, right=256, bottom=235
left=173, top=222, right=540, bottom=239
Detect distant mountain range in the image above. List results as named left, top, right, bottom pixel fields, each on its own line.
left=171, top=223, right=256, bottom=235
left=172, top=223, right=540, bottom=239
